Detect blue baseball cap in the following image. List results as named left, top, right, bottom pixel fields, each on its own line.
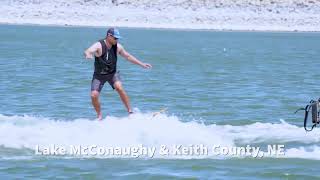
left=107, top=28, right=121, bottom=39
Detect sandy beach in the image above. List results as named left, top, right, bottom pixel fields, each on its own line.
left=0, top=0, right=320, bottom=31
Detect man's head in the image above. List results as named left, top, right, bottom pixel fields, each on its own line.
left=106, top=28, right=121, bottom=45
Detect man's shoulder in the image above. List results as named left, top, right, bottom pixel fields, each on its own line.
left=93, top=41, right=103, bottom=49
left=97, top=40, right=105, bottom=46
left=117, top=43, right=123, bottom=49
left=117, top=43, right=125, bottom=52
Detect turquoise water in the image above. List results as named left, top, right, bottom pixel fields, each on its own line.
left=0, top=25, right=320, bottom=179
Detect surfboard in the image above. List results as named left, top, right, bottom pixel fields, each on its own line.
left=152, top=107, right=168, bottom=118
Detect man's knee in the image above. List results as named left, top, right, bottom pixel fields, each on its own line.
left=91, top=91, right=100, bottom=99
left=114, top=81, right=123, bottom=92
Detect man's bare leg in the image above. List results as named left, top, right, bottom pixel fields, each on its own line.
left=114, top=81, right=132, bottom=113
left=91, top=90, right=103, bottom=120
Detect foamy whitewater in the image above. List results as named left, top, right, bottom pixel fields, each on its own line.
left=1, top=0, right=320, bottom=31
left=1, top=113, right=319, bottom=160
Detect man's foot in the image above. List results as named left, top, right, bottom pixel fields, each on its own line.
left=97, top=113, right=103, bottom=121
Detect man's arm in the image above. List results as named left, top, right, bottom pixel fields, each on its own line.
left=84, top=42, right=101, bottom=59
left=117, top=43, right=152, bottom=69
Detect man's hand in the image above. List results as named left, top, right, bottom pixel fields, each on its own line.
left=84, top=51, right=94, bottom=59
left=141, top=63, right=152, bottom=69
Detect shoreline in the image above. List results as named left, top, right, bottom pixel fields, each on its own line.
left=2, top=22, right=320, bottom=33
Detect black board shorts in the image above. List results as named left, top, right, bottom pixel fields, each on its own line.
left=91, top=71, right=121, bottom=92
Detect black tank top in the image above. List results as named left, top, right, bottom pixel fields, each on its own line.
left=94, top=40, right=117, bottom=75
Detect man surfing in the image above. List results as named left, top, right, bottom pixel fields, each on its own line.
left=84, top=28, right=152, bottom=120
